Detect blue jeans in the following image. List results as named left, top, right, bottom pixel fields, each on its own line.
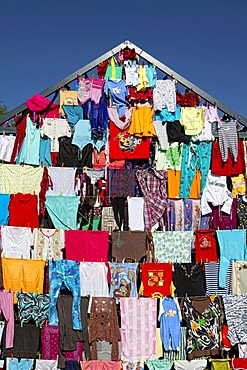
left=49, top=260, right=81, bottom=330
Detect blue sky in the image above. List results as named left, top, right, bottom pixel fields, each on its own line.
left=0, top=0, right=246, bottom=118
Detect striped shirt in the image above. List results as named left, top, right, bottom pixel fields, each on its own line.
left=204, top=262, right=232, bottom=296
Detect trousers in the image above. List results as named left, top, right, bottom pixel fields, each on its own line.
left=49, top=260, right=81, bottom=330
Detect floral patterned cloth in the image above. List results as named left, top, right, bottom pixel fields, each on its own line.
left=155, top=142, right=183, bottom=171
left=153, top=231, right=193, bottom=263
left=33, top=228, right=64, bottom=260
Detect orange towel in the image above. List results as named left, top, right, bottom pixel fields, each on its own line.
left=2, top=258, right=45, bottom=303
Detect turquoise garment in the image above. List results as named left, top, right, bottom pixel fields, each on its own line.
left=17, top=117, right=40, bottom=165
left=217, top=229, right=246, bottom=288
left=72, top=119, right=106, bottom=153
left=146, top=65, right=157, bottom=87
left=155, top=106, right=181, bottom=122
left=0, top=193, right=10, bottom=225
left=39, top=137, right=52, bottom=167
left=146, top=359, right=173, bottom=370
left=179, top=140, right=212, bottom=198
left=62, top=105, right=83, bottom=125
left=45, top=195, right=80, bottom=230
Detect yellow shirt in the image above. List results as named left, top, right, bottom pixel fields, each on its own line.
left=136, top=65, right=149, bottom=91
left=128, top=106, right=156, bottom=137
left=180, top=107, right=205, bottom=136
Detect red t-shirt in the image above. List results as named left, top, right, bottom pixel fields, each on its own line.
left=141, top=262, right=172, bottom=297
left=195, top=230, right=218, bottom=263
left=109, top=121, right=150, bottom=161
left=8, top=193, right=39, bottom=228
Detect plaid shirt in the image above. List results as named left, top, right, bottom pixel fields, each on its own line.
left=136, top=168, right=167, bottom=229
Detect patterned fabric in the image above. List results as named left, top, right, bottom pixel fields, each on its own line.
left=33, top=228, right=64, bottom=260
left=153, top=231, right=193, bottom=263
left=223, top=293, right=247, bottom=346
left=237, top=196, right=247, bottom=229
left=155, top=142, right=183, bottom=171
left=109, top=169, right=136, bottom=198
left=136, top=169, right=167, bottom=229
left=41, top=325, right=83, bottom=361
left=183, top=296, right=221, bottom=360
left=204, top=262, right=232, bottom=297
left=109, top=262, right=138, bottom=303
left=167, top=199, right=200, bottom=231
left=16, top=292, right=49, bottom=328
left=120, top=297, right=157, bottom=361
left=153, top=80, right=177, bottom=112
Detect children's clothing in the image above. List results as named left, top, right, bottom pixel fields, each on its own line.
left=111, top=231, right=147, bottom=262
left=104, top=79, right=128, bottom=118
left=211, top=140, right=245, bottom=176
left=78, top=78, right=105, bottom=104
left=0, top=290, right=14, bottom=348
left=159, top=298, right=181, bottom=351
left=153, top=121, right=169, bottom=150
left=218, top=120, right=238, bottom=162
left=194, top=230, right=218, bottom=262
left=59, top=90, right=78, bottom=115
left=6, top=358, right=34, bottom=370
left=129, top=106, right=155, bottom=137
left=136, top=168, right=167, bottom=230
left=180, top=107, right=204, bottom=136
left=174, top=360, right=207, bottom=370
left=140, top=262, right=172, bottom=297
left=153, top=80, right=177, bottom=112
left=107, top=106, right=132, bottom=130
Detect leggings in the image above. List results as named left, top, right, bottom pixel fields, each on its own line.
left=218, top=121, right=238, bottom=162
left=216, top=229, right=246, bottom=288
left=180, top=141, right=212, bottom=198
left=49, top=260, right=82, bottom=330
left=110, top=197, right=126, bottom=230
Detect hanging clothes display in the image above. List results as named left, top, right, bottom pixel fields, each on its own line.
left=1, top=43, right=247, bottom=369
